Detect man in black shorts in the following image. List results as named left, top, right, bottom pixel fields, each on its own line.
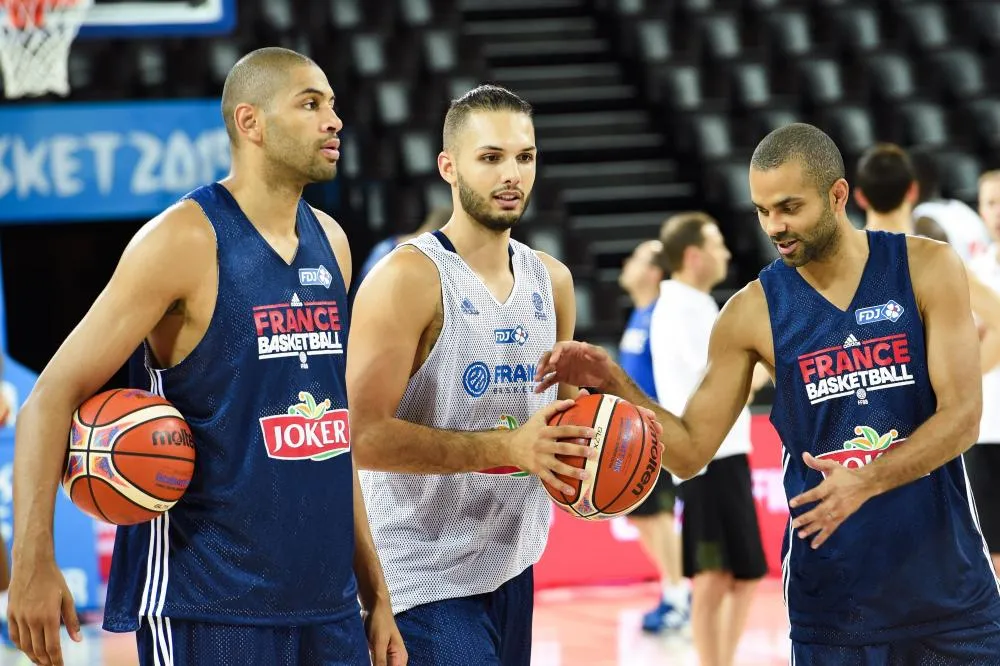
left=648, top=213, right=769, bottom=666
left=616, top=239, right=686, bottom=633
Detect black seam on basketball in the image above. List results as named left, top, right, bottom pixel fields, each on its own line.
left=110, top=458, right=183, bottom=503
left=84, top=400, right=172, bottom=428
left=552, top=409, right=580, bottom=504
left=596, top=403, right=649, bottom=513
left=89, top=476, right=162, bottom=517
left=568, top=396, right=605, bottom=507
left=104, top=415, right=189, bottom=454
left=79, top=388, right=124, bottom=428
left=85, top=477, right=114, bottom=524
left=590, top=397, right=620, bottom=511
left=112, top=452, right=196, bottom=462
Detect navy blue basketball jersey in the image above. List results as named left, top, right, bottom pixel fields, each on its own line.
left=618, top=303, right=658, bottom=401
left=759, top=230, right=1000, bottom=646
left=104, top=183, right=358, bottom=631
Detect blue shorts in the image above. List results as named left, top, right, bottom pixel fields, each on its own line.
left=394, top=566, right=534, bottom=666
left=136, top=614, right=370, bottom=666
left=792, top=620, right=1000, bottom=665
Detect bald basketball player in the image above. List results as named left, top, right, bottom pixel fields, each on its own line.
left=536, top=123, right=1000, bottom=663
left=8, top=48, right=405, bottom=666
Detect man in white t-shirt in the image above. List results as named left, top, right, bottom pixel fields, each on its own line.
left=910, top=148, right=991, bottom=263
left=967, top=169, right=1000, bottom=574
left=649, top=212, right=769, bottom=666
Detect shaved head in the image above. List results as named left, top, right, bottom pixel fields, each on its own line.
left=221, top=47, right=317, bottom=145
left=750, top=123, right=845, bottom=195
left=442, top=84, right=533, bottom=153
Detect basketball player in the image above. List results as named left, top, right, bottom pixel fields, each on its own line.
left=7, top=48, right=405, bottom=666
left=347, top=84, right=597, bottom=665
left=966, top=169, right=1000, bottom=573
left=649, top=212, right=768, bottom=665
left=617, top=239, right=687, bottom=633
left=855, top=143, right=1000, bottom=373
left=535, top=123, right=1000, bottom=661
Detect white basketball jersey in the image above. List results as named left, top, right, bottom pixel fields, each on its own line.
left=359, top=232, right=558, bottom=614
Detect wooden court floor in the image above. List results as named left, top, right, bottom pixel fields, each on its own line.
left=0, top=579, right=791, bottom=665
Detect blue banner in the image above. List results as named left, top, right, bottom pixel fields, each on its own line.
left=0, top=358, right=101, bottom=614
left=0, top=99, right=230, bottom=222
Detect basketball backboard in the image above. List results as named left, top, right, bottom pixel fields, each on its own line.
left=77, top=0, right=235, bottom=38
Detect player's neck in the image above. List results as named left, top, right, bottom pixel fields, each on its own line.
left=220, top=169, right=304, bottom=236
left=798, top=224, right=869, bottom=285
left=440, top=217, right=513, bottom=277
left=671, top=271, right=711, bottom=294
left=864, top=207, right=913, bottom=235
left=628, top=286, right=659, bottom=310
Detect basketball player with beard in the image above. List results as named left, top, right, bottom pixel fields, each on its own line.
left=347, top=85, right=599, bottom=665
left=535, top=124, right=1000, bottom=662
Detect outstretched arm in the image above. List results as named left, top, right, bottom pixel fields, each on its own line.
left=535, top=283, right=764, bottom=479
left=346, top=248, right=594, bottom=494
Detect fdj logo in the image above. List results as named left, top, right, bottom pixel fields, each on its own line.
left=855, top=300, right=904, bottom=325
left=462, top=361, right=536, bottom=397
left=495, top=325, right=529, bottom=346
left=298, top=265, right=333, bottom=288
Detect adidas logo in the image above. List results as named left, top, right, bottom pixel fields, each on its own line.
left=843, top=334, right=860, bottom=348
left=461, top=298, right=479, bottom=315
left=290, top=293, right=303, bottom=307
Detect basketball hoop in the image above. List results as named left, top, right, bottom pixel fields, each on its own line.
left=0, top=0, right=92, bottom=99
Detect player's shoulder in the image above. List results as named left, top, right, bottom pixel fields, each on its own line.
left=532, top=250, right=573, bottom=289
left=140, top=198, right=216, bottom=254
left=308, top=206, right=347, bottom=244
left=716, top=280, right=769, bottom=342
left=359, top=240, right=440, bottom=292
left=905, top=233, right=963, bottom=271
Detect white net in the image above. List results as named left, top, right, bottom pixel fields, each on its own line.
left=0, top=0, right=92, bottom=98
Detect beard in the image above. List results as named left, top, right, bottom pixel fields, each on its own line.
left=457, top=172, right=529, bottom=232
left=265, top=126, right=338, bottom=184
left=773, top=203, right=840, bottom=267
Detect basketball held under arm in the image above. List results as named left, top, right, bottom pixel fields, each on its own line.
left=12, top=202, right=213, bottom=558
left=860, top=241, right=982, bottom=495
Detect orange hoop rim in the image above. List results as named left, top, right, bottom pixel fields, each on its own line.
left=0, top=0, right=82, bottom=30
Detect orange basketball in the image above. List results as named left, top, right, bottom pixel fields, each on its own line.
left=544, top=393, right=662, bottom=520
left=62, top=388, right=195, bottom=525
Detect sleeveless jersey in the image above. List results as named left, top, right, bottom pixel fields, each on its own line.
left=618, top=303, right=658, bottom=401
left=104, top=183, right=358, bottom=631
left=760, top=230, right=1000, bottom=646
left=358, top=231, right=558, bottom=614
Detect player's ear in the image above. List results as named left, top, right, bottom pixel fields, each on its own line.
left=830, top=178, right=850, bottom=213
left=854, top=188, right=870, bottom=211
left=438, top=150, right=457, bottom=185
left=234, top=103, right=263, bottom=145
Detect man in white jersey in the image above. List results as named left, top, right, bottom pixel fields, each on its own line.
left=649, top=212, right=768, bottom=666
left=966, top=169, right=1000, bottom=573
left=855, top=144, right=1000, bottom=372
left=347, top=85, right=598, bottom=666
left=909, top=148, right=991, bottom=263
